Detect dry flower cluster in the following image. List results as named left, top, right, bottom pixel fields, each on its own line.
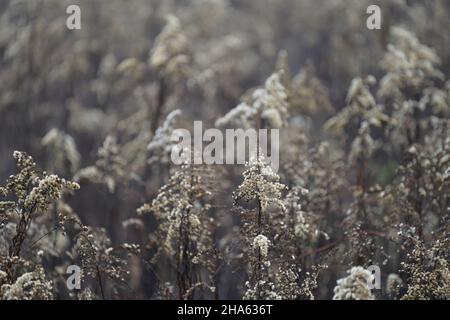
left=0, top=0, right=449, bottom=300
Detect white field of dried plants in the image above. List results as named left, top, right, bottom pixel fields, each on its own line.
left=0, top=0, right=449, bottom=300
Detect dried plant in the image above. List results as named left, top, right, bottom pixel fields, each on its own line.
left=150, top=14, right=192, bottom=84
left=332, top=266, right=375, bottom=300
left=0, top=151, right=79, bottom=299
left=216, top=71, right=289, bottom=129
left=137, top=160, right=217, bottom=299
left=233, top=156, right=287, bottom=300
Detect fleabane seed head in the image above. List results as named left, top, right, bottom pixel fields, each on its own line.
left=333, top=267, right=375, bottom=300
left=234, top=155, right=287, bottom=211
